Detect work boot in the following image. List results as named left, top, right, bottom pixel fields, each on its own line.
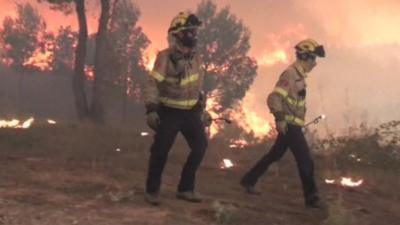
left=176, top=191, right=202, bottom=203
left=240, top=181, right=261, bottom=195
left=145, top=192, right=161, bottom=206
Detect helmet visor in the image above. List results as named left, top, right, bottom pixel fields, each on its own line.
left=314, top=45, right=325, bottom=57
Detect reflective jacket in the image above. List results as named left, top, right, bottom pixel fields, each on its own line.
left=267, top=62, right=307, bottom=126
left=143, top=47, right=204, bottom=111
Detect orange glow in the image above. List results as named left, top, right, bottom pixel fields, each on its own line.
left=220, top=158, right=234, bottom=169
left=228, top=93, right=273, bottom=141
left=23, top=48, right=53, bottom=71
left=206, top=90, right=224, bottom=138
left=324, top=177, right=364, bottom=187
left=84, top=65, right=94, bottom=80
left=0, top=117, right=34, bottom=129
left=144, top=51, right=156, bottom=71
left=47, top=119, right=57, bottom=124
left=257, top=49, right=288, bottom=66
left=340, top=177, right=363, bottom=187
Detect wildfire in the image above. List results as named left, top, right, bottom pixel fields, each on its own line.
left=23, top=48, right=53, bottom=71
left=47, top=119, right=57, bottom=124
left=144, top=52, right=156, bottom=71
left=324, top=177, right=364, bottom=187
left=84, top=65, right=94, bottom=80
left=0, top=117, right=34, bottom=129
left=206, top=90, right=225, bottom=138
left=220, top=159, right=234, bottom=169
left=257, top=49, right=288, bottom=66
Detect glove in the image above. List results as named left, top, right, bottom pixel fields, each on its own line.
left=273, top=112, right=287, bottom=134
left=276, top=120, right=288, bottom=134
left=146, top=111, right=160, bottom=131
left=201, top=111, right=213, bottom=127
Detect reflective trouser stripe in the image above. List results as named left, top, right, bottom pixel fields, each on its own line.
left=159, top=97, right=198, bottom=109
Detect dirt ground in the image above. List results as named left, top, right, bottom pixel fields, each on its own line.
left=0, top=125, right=399, bottom=225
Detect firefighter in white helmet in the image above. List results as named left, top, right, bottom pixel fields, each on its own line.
left=142, top=12, right=210, bottom=205
left=241, top=39, right=326, bottom=209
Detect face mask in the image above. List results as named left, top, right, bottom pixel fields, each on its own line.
left=179, top=29, right=198, bottom=48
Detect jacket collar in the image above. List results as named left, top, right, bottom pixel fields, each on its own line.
left=292, top=61, right=308, bottom=78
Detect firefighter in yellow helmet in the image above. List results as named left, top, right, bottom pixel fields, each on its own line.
left=240, top=39, right=326, bottom=209
left=142, top=12, right=209, bottom=205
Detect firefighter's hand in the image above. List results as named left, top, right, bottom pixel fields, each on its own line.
left=276, top=120, right=288, bottom=134
left=202, top=111, right=212, bottom=127
left=146, top=111, right=160, bottom=131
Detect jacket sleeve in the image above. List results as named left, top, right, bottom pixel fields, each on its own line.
left=267, top=70, right=296, bottom=117
left=142, top=51, right=168, bottom=113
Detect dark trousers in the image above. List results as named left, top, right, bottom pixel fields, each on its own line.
left=241, top=124, right=319, bottom=203
left=146, top=106, right=208, bottom=194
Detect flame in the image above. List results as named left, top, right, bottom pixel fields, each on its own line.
left=144, top=52, right=156, bottom=71
left=324, top=177, right=364, bottom=187
left=257, top=49, right=288, bottom=66
left=340, top=177, right=363, bottom=187
left=47, top=119, right=57, bottom=124
left=141, top=132, right=149, bottom=136
left=228, top=93, right=273, bottom=142
left=324, top=179, right=335, bottom=184
left=84, top=65, right=94, bottom=80
left=220, top=159, right=234, bottom=169
left=23, top=48, right=53, bottom=71
left=206, top=90, right=224, bottom=138
left=0, top=117, right=34, bottom=129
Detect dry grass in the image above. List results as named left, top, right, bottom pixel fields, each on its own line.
left=0, top=123, right=399, bottom=225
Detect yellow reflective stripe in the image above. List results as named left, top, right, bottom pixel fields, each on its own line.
left=151, top=70, right=165, bottom=82
left=285, top=115, right=305, bottom=126
left=273, top=87, right=288, bottom=97
left=159, top=97, right=198, bottom=109
left=181, top=73, right=199, bottom=86
left=165, top=73, right=199, bottom=86
left=274, top=87, right=305, bottom=107
left=297, top=100, right=305, bottom=107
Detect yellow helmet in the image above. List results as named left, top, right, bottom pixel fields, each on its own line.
left=295, top=39, right=325, bottom=58
left=168, top=12, right=202, bottom=34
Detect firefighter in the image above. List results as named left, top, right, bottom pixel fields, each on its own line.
left=142, top=12, right=208, bottom=206
left=240, top=39, right=325, bottom=208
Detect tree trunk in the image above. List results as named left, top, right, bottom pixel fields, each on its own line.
left=72, top=0, right=89, bottom=120
left=90, top=0, right=110, bottom=124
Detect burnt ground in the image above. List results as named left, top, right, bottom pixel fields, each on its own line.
left=0, top=125, right=399, bottom=225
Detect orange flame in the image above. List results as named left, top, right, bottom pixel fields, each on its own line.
left=84, top=65, right=94, bottom=80
left=47, top=119, right=57, bottom=124
left=23, top=48, right=53, bottom=71
left=220, top=158, right=234, bottom=169
left=0, top=117, right=34, bottom=129
left=257, top=49, right=288, bottom=66
left=324, top=177, right=364, bottom=187
left=144, top=52, right=156, bottom=71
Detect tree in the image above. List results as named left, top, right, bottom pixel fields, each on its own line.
left=39, top=0, right=90, bottom=120
left=0, top=3, right=47, bottom=71
left=107, top=0, right=149, bottom=121
left=196, top=0, right=257, bottom=111
left=52, top=25, right=78, bottom=74
left=90, top=0, right=111, bottom=123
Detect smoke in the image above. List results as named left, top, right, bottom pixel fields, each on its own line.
left=246, top=0, right=400, bottom=135
left=1, top=0, right=400, bottom=135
